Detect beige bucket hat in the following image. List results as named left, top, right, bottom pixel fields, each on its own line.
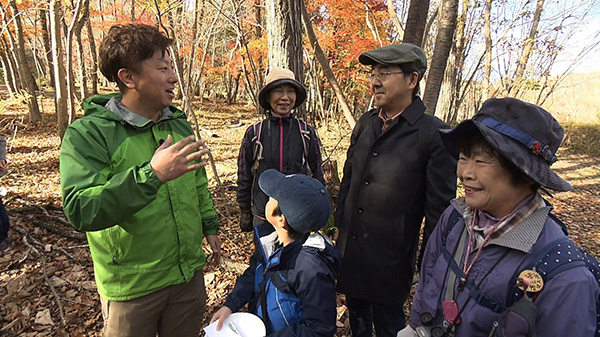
left=258, top=68, right=307, bottom=111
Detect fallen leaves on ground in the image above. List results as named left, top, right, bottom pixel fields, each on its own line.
left=0, top=95, right=598, bottom=336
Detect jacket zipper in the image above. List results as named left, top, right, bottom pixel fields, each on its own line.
left=279, top=118, right=283, bottom=172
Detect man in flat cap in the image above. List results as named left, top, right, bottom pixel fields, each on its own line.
left=334, top=43, right=457, bottom=336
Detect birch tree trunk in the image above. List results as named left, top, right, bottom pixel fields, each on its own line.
left=422, top=0, right=458, bottom=115
left=7, top=0, right=42, bottom=123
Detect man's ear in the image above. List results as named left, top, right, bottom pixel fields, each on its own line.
left=117, top=68, right=137, bottom=90
left=408, top=72, right=419, bottom=89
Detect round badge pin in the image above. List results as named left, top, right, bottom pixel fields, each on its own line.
left=517, top=270, right=544, bottom=292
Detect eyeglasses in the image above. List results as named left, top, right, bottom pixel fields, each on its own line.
left=366, top=71, right=405, bottom=81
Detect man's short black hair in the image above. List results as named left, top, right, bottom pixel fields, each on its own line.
left=397, top=63, right=421, bottom=98
left=99, top=24, right=173, bottom=91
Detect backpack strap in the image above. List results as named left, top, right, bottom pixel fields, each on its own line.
left=252, top=120, right=264, bottom=174
left=510, top=232, right=600, bottom=337
left=442, top=227, right=508, bottom=314
left=510, top=236, right=589, bottom=303
left=297, top=118, right=313, bottom=177
left=442, top=209, right=508, bottom=314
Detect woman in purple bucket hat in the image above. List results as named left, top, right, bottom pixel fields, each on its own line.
left=398, top=97, right=599, bottom=337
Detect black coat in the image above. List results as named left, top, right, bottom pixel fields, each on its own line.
left=237, top=114, right=325, bottom=217
left=334, top=98, right=457, bottom=305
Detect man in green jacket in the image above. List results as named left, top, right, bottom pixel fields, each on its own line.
left=60, top=24, right=221, bottom=337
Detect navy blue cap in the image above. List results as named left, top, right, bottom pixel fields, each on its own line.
left=258, top=169, right=331, bottom=234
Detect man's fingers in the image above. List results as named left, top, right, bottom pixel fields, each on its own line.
left=183, top=162, right=207, bottom=173
left=185, top=148, right=208, bottom=163
left=171, top=135, right=196, bottom=151
left=157, top=134, right=173, bottom=150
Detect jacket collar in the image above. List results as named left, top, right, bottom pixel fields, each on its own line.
left=398, top=96, right=426, bottom=126
left=105, top=97, right=175, bottom=129
left=266, top=238, right=305, bottom=269
left=452, top=195, right=551, bottom=253
left=82, top=93, right=184, bottom=129
left=268, top=112, right=293, bottom=124
left=372, top=97, right=426, bottom=128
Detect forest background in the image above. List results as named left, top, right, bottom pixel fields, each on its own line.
left=0, top=0, right=599, bottom=336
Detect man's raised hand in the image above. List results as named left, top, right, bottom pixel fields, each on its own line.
left=150, top=135, right=208, bottom=182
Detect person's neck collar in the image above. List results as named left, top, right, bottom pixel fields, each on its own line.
left=121, top=93, right=164, bottom=122
left=270, top=111, right=292, bottom=119
left=381, top=97, right=413, bottom=119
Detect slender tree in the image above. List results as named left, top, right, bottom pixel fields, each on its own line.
left=387, top=0, right=404, bottom=40
left=403, top=0, right=430, bottom=46
left=85, top=19, right=98, bottom=95
left=6, top=0, right=42, bottom=122
left=507, top=0, right=545, bottom=96
left=49, top=0, right=69, bottom=139
left=39, top=3, right=55, bottom=86
left=423, top=0, right=458, bottom=115
left=484, top=0, right=492, bottom=99
left=301, top=0, right=355, bottom=128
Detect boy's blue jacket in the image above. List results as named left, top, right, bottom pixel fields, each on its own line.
left=224, top=223, right=341, bottom=336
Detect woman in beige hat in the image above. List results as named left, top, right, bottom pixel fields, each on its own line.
left=236, top=68, right=325, bottom=232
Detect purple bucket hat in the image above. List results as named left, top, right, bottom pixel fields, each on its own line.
left=440, top=97, right=572, bottom=192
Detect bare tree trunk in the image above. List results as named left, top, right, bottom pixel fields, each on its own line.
left=86, top=19, right=98, bottom=95
left=130, top=0, right=135, bottom=22
left=7, top=0, right=42, bottom=123
left=0, top=37, right=19, bottom=95
left=0, top=49, right=16, bottom=95
left=387, top=0, right=404, bottom=40
left=301, top=1, right=355, bottom=129
left=439, top=0, right=469, bottom=124
left=39, top=3, right=55, bottom=87
left=403, top=0, right=430, bottom=46
left=508, top=0, right=544, bottom=96
left=76, top=31, right=89, bottom=99
left=423, top=0, right=458, bottom=115
left=253, top=0, right=264, bottom=84
left=365, top=3, right=382, bottom=45
left=75, top=0, right=90, bottom=99
left=265, top=0, right=305, bottom=119
left=484, top=0, right=492, bottom=99
left=66, top=0, right=88, bottom=123
left=50, top=0, right=69, bottom=139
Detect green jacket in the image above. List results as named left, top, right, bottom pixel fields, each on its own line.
left=60, top=93, right=219, bottom=301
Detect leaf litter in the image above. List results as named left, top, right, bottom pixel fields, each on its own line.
left=0, top=97, right=598, bottom=336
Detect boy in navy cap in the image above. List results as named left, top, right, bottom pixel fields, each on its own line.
left=211, top=169, right=341, bottom=336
